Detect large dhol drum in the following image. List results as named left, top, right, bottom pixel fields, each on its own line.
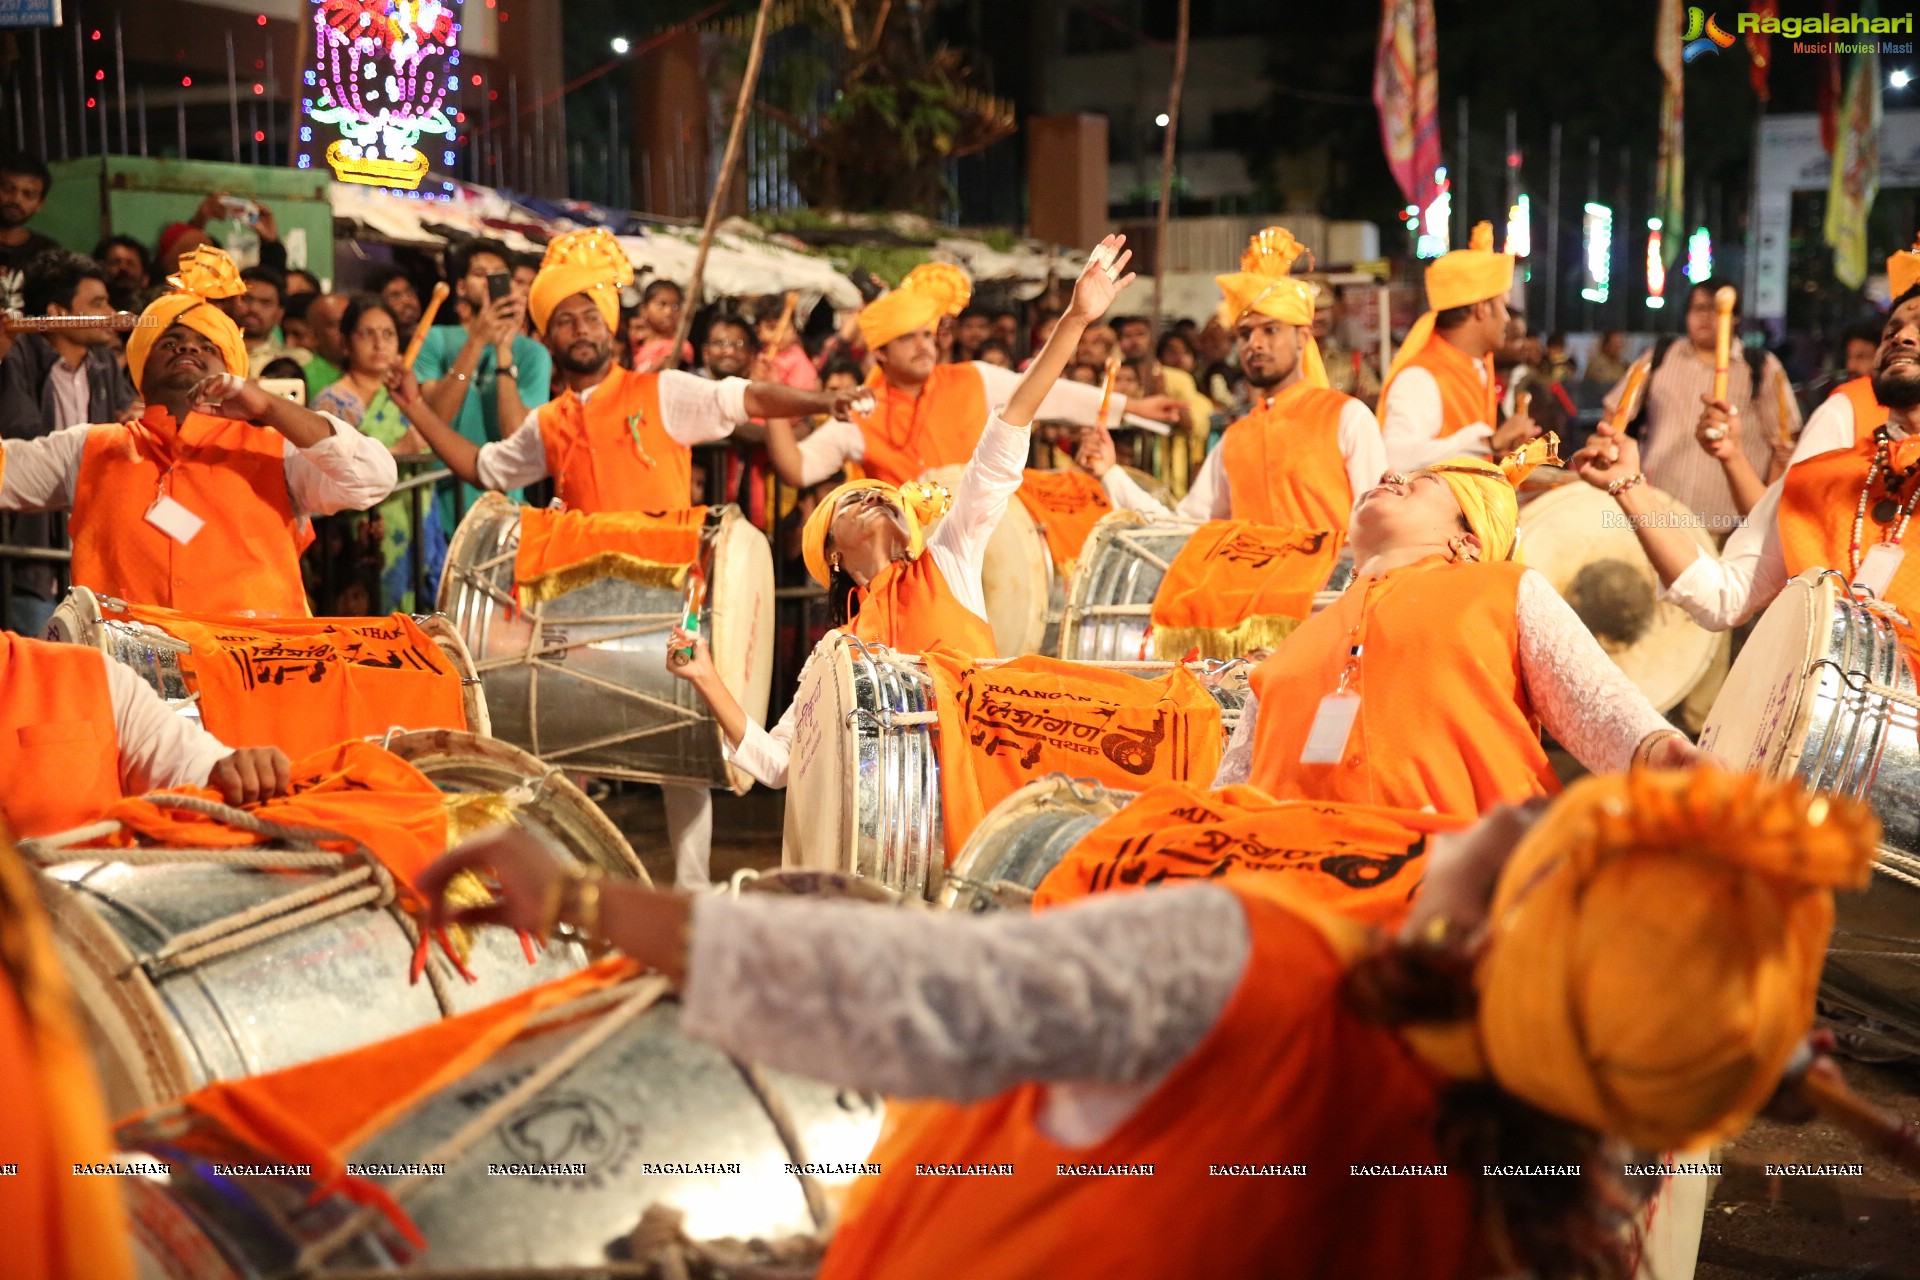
left=29, top=729, right=642, bottom=1116
left=1699, top=569, right=1920, bottom=1051
left=1515, top=481, right=1718, bottom=713
left=45, top=587, right=490, bottom=736
left=939, top=775, right=1129, bottom=913
left=1057, top=510, right=1352, bottom=662
left=438, top=494, right=773, bottom=791
left=120, top=989, right=885, bottom=1277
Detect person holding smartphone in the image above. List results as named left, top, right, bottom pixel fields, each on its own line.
left=413, top=237, right=552, bottom=533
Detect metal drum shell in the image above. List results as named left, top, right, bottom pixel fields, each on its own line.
left=939, top=776, right=1132, bottom=913
left=122, top=999, right=886, bottom=1276
left=438, top=494, right=773, bottom=793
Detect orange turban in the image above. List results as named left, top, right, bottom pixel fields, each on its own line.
left=127, top=245, right=248, bottom=387
left=528, top=228, right=634, bottom=336
left=800, top=478, right=952, bottom=588
left=1464, top=769, right=1877, bottom=1151
left=857, top=262, right=972, bottom=351
left=1890, top=234, right=1920, bottom=301
left=1215, top=226, right=1328, bottom=389
left=1422, top=435, right=1557, bottom=562
left=1384, top=222, right=1515, bottom=386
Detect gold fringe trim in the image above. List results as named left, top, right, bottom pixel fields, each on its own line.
left=1151, top=614, right=1305, bottom=662
left=516, top=553, right=691, bottom=607
left=437, top=792, right=522, bottom=962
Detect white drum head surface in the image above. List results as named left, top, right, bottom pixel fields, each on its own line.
left=1698, top=571, right=1832, bottom=776
left=707, top=511, right=777, bottom=789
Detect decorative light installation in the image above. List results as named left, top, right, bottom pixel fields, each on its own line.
left=1581, top=201, right=1613, bottom=304
left=1646, top=217, right=1666, bottom=309
left=300, top=0, right=462, bottom=197
left=1504, top=193, right=1530, bottom=259
left=1686, top=225, right=1713, bottom=283
left=1416, top=167, right=1451, bottom=260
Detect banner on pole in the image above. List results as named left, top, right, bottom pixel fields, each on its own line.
left=1825, top=44, right=1882, bottom=289
left=1373, top=0, right=1440, bottom=212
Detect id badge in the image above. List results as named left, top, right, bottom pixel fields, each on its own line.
left=1855, top=543, right=1906, bottom=598
left=145, top=494, right=205, bottom=545
left=1299, top=692, right=1362, bottom=765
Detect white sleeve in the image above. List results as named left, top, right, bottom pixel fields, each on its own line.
left=0, top=424, right=88, bottom=510
left=657, top=370, right=749, bottom=447
left=1517, top=570, right=1677, bottom=773
left=106, top=658, right=233, bottom=795
left=926, top=410, right=1030, bottom=570
left=796, top=416, right=864, bottom=487
left=1790, top=394, right=1858, bottom=466
left=1659, top=480, right=1789, bottom=630
left=722, top=685, right=798, bottom=790
left=1211, top=686, right=1257, bottom=787
left=282, top=412, right=400, bottom=517
left=973, top=361, right=1132, bottom=430
left=1098, top=464, right=1174, bottom=517
left=474, top=418, right=552, bottom=492
left=1338, top=399, right=1388, bottom=511
left=1380, top=367, right=1493, bottom=471
left=1174, top=446, right=1228, bottom=520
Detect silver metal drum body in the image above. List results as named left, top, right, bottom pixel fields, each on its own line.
left=46, top=595, right=201, bottom=728
left=123, top=1000, right=886, bottom=1277
left=940, top=777, right=1133, bottom=914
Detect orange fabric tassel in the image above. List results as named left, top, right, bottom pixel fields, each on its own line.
left=116, top=605, right=467, bottom=760
left=1147, top=520, right=1344, bottom=658
left=922, top=650, right=1223, bottom=864
left=1012, top=469, right=1113, bottom=572
left=512, top=505, right=707, bottom=604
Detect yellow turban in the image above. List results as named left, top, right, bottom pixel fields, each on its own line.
left=1890, top=234, right=1920, bottom=301
left=801, top=478, right=953, bottom=588
left=1468, top=769, right=1877, bottom=1151
left=1423, top=435, right=1557, bottom=562
left=1215, top=226, right=1328, bottom=389
left=128, top=245, right=248, bottom=387
left=1384, top=222, right=1515, bottom=386
left=528, top=228, right=634, bottom=336
left=857, top=262, right=972, bottom=351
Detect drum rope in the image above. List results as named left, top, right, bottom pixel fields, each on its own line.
left=727, top=1057, right=832, bottom=1231
left=24, top=843, right=346, bottom=869
left=472, top=617, right=684, bottom=675
left=1115, top=531, right=1176, bottom=574
left=291, top=976, right=673, bottom=1275
left=141, top=880, right=389, bottom=978
left=391, top=908, right=459, bottom=1015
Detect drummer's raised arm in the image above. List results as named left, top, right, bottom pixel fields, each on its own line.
left=1003, top=235, right=1138, bottom=429
left=386, top=365, right=490, bottom=489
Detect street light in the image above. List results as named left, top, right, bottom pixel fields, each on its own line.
left=1892, top=67, right=1912, bottom=89
left=611, top=36, right=631, bottom=55
left=1154, top=112, right=1170, bottom=127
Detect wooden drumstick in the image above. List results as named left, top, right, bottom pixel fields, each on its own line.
left=1782, top=1049, right=1920, bottom=1177
left=403, top=282, right=451, bottom=371
left=1514, top=390, right=1531, bottom=421
left=1605, top=357, right=1652, bottom=439
left=1096, top=352, right=1121, bottom=427
left=1712, top=285, right=1737, bottom=404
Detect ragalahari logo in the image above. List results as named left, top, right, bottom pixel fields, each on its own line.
left=1683, top=8, right=1738, bottom=62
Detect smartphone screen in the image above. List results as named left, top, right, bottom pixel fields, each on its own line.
left=259, top=378, right=307, bottom=406
left=487, top=272, right=512, bottom=302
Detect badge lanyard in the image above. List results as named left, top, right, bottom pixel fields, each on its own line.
left=1851, top=425, right=1920, bottom=598
left=141, top=425, right=204, bottom=546
left=1299, top=570, right=1407, bottom=765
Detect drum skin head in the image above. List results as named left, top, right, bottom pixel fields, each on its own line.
left=1699, top=571, right=1830, bottom=775
left=707, top=509, right=777, bottom=790
left=920, top=464, right=1053, bottom=658
left=780, top=641, right=858, bottom=873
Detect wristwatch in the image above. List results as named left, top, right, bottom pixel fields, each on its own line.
left=498, top=363, right=520, bottom=381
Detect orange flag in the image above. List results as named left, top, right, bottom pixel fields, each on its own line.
left=514, top=505, right=707, bottom=604
left=1013, top=469, right=1113, bottom=572
left=1148, top=520, right=1343, bottom=659
left=923, top=650, right=1222, bottom=865
left=1033, top=782, right=1466, bottom=928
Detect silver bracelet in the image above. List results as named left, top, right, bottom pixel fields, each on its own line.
left=1606, top=472, right=1645, bottom=496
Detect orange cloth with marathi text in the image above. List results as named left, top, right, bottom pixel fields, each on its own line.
left=1148, top=520, right=1344, bottom=657
left=923, top=650, right=1222, bottom=863
left=1248, top=557, right=1557, bottom=819
left=535, top=365, right=690, bottom=513
left=1379, top=333, right=1497, bottom=447
left=116, top=606, right=467, bottom=760
left=1834, top=375, right=1889, bottom=443
left=1219, top=381, right=1359, bottom=531
left=1033, top=782, right=1466, bottom=927
left=853, top=363, right=990, bottom=485
left=1778, top=434, right=1920, bottom=615
left=70, top=407, right=310, bottom=617
left=0, top=635, right=123, bottom=839
left=849, top=554, right=997, bottom=658
left=1013, top=469, right=1113, bottom=571
left=513, top=505, right=707, bottom=602
left=819, top=878, right=1481, bottom=1280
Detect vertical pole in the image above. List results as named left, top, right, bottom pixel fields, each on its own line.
left=1619, top=143, right=1632, bottom=330
left=533, top=81, right=546, bottom=195
left=1546, top=121, right=1561, bottom=333
left=225, top=29, right=242, bottom=163
left=249, top=94, right=261, bottom=167
left=507, top=75, right=520, bottom=190
left=264, top=40, right=277, bottom=168
left=56, top=72, right=68, bottom=162
left=114, top=14, right=128, bottom=154
left=479, top=79, right=491, bottom=185
left=97, top=72, right=108, bottom=157
left=608, top=84, right=621, bottom=208
left=31, top=29, right=46, bottom=161
left=1586, top=136, right=1600, bottom=327
left=72, top=11, right=85, bottom=154
left=11, top=78, right=22, bottom=151
left=137, top=84, right=148, bottom=157
left=176, top=88, right=187, bottom=159
left=1456, top=95, right=1470, bottom=243
left=1149, top=0, right=1190, bottom=332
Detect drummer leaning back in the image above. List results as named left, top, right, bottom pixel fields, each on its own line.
left=0, top=246, right=396, bottom=618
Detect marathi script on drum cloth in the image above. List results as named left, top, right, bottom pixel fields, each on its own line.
left=118, top=605, right=467, bottom=759
left=1013, top=469, right=1113, bottom=572
left=1032, top=782, right=1467, bottom=929
left=923, top=650, right=1224, bottom=865
left=1147, top=519, right=1344, bottom=660
left=512, top=505, right=708, bottom=605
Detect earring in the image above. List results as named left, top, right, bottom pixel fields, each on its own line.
left=830, top=555, right=843, bottom=574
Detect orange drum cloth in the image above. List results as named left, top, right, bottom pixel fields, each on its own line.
left=853, top=362, right=991, bottom=486
left=849, top=553, right=997, bottom=658
left=1778, top=434, right=1920, bottom=615
left=115, top=606, right=467, bottom=759
left=124, top=958, right=644, bottom=1249
left=1247, top=557, right=1557, bottom=818
left=1147, top=520, right=1344, bottom=659
left=513, top=505, right=707, bottom=605
left=819, top=880, right=1479, bottom=1280
left=1032, top=782, right=1466, bottom=928
left=923, top=651, right=1223, bottom=864
left=1218, top=382, right=1357, bottom=531
left=1013, top=469, right=1112, bottom=572
left=0, top=834, right=135, bottom=1280
left=0, top=635, right=123, bottom=839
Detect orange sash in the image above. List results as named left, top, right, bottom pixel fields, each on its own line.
left=1379, top=333, right=1496, bottom=445
left=1777, top=434, right=1920, bottom=615
left=1147, top=520, right=1344, bottom=659
left=513, top=505, right=708, bottom=605
left=850, top=553, right=997, bottom=657
left=854, top=363, right=991, bottom=486
left=1032, top=782, right=1465, bottom=928
left=1013, top=469, right=1112, bottom=572
left=923, top=650, right=1222, bottom=863
left=115, top=606, right=467, bottom=760
left=1218, top=382, right=1358, bottom=531
left=1835, top=375, right=1888, bottom=445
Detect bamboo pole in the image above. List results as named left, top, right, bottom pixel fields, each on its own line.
left=1149, top=0, right=1190, bottom=333
left=663, top=0, right=778, bottom=371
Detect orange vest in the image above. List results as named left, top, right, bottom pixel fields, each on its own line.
left=1248, top=557, right=1557, bottom=818
left=1219, top=381, right=1358, bottom=530
left=1833, top=375, right=1889, bottom=445
left=1777, top=434, right=1920, bottom=612
left=819, top=880, right=1480, bottom=1280
left=849, top=552, right=996, bottom=657
left=70, top=408, right=309, bottom=618
left=1380, top=335, right=1496, bottom=446
left=854, top=362, right=991, bottom=486
left=0, top=635, right=122, bottom=839
left=536, top=365, right=688, bottom=514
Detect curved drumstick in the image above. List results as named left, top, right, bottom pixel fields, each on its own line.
left=1712, top=285, right=1736, bottom=404
left=1605, top=357, right=1652, bottom=440
left=403, top=282, right=451, bottom=371
left=1772, top=1039, right=1920, bottom=1177
left=1096, top=352, right=1121, bottom=428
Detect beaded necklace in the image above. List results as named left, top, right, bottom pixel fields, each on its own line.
left=1847, top=423, right=1920, bottom=576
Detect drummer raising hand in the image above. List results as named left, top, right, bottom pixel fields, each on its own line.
left=1692, top=395, right=1781, bottom=518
